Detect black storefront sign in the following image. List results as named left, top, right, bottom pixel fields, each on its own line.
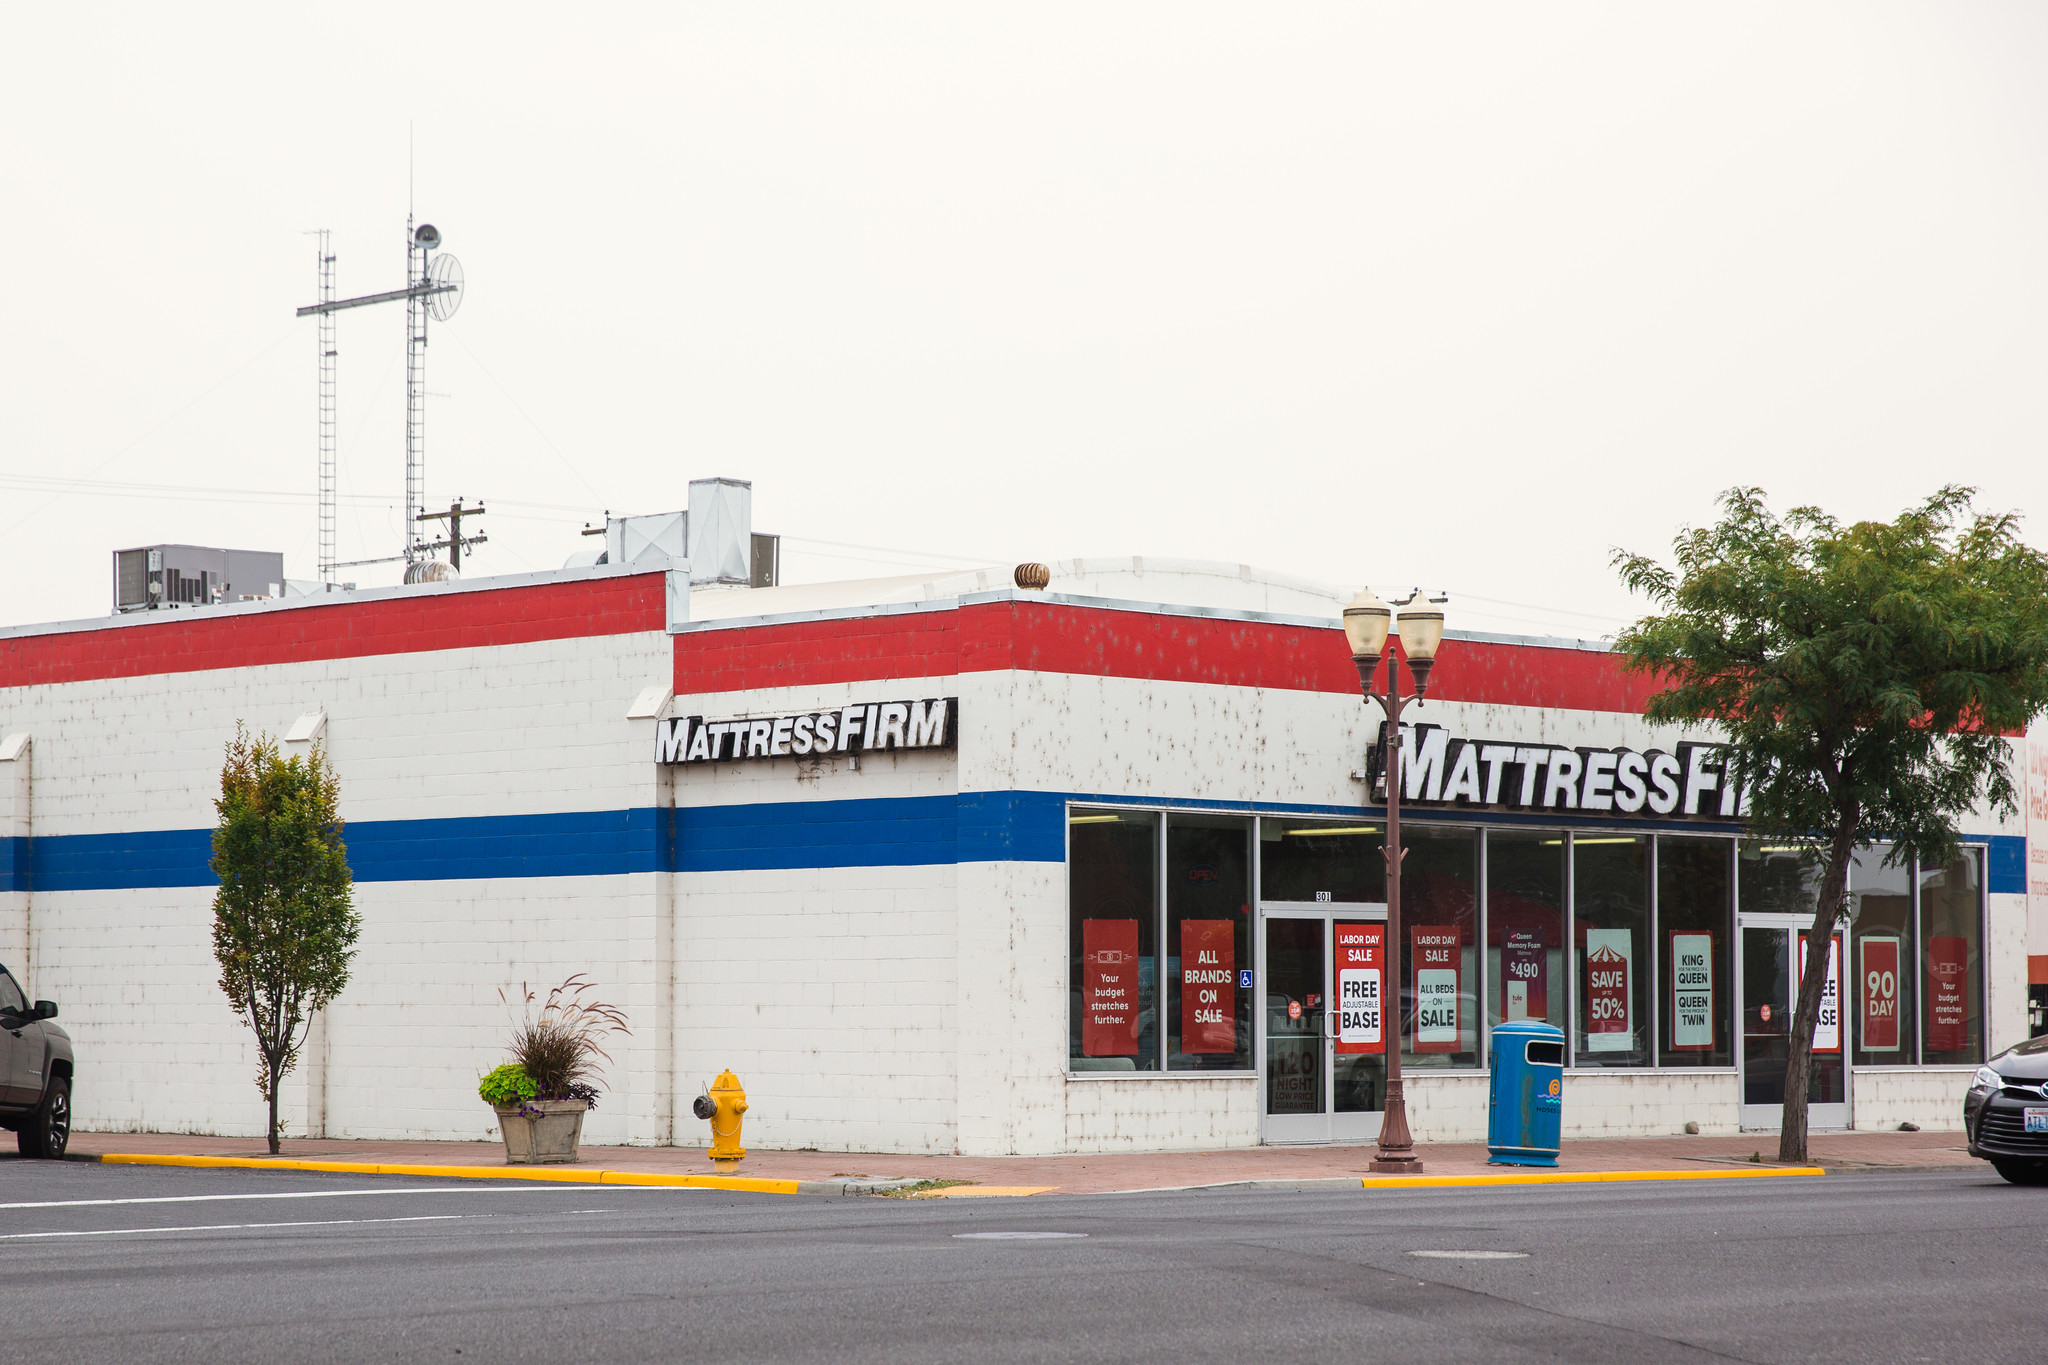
left=656, top=697, right=958, bottom=764
left=1365, top=723, right=1746, bottom=819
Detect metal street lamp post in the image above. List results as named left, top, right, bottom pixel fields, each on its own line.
left=1343, top=586, right=1446, bottom=1175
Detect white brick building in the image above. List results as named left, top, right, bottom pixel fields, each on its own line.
left=0, top=553, right=2030, bottom=1153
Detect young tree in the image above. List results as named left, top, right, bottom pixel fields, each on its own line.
left=1613, top=487, right=2048, bottom=1160
left=210, top=726, right=360, bottom=1154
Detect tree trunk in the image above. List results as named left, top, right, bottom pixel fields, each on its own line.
left=267, top=1054, right=283, bottom=1155
left=1778, top=819, right=1857, bottom=1162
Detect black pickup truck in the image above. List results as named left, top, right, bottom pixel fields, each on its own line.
left=0, top=963, right=71, bottom=1158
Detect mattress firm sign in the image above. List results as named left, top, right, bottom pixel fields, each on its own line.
left=1367, top=723, right=1748, bottom=820
left=657, top=698, right=958, bottom=764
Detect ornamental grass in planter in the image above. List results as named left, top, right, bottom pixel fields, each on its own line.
left=480, top=975, right=629, bottom=1164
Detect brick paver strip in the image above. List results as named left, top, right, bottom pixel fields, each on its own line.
left=62, top=1129, right=1977, bottom=1195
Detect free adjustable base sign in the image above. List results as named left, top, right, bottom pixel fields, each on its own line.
left=657, top=698, right=958, bottom=764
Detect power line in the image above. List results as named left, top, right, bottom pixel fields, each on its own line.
left=1, top=320, right=311, bottom=536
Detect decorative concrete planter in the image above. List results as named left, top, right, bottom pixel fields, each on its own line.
left=493, top=1099, right=589, bottom=1164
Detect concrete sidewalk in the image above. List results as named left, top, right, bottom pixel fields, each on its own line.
left=63, top=1128, right=1979, bottom=1195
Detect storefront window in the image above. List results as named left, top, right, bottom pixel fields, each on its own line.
left=1068, top=808, right=1159, bottom=1071
left=1259, top=820, right=1382, bottom=903
left=1486, top=830, right=1566, bottom=1037
left=1574, top=835, right=1650, bottom=1067
left=1919, top=847, right=1984, bottom=1065
left=1657, top=836, right=1732, bottom=1067
left=1849, top=847, right=1915, bottom=1066
left=1737, top=842, right=1846, bottom=1103
left=1167, top=814, right=1253, bottom=1071
left=1398, top=826, right=1479, bottom=1069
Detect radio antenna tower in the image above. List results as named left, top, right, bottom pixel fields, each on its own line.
left=295, top=218, right=465, bottom=575
left=314, top=231, right=337, bottom=586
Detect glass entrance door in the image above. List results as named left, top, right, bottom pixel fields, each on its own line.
left=1739, top=918, right=1850, bottom=1131
left=1260, top=911, right=1386, bottom=1144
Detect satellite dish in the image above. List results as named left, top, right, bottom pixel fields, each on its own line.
left=414, top=223, right=442, bottom=250
left=428, top=254, right=464, bottom=321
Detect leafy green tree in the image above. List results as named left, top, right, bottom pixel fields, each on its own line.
left=210, top=727, right=360, bottom=1154
left=1614, top=487, right=2048, bottom=1160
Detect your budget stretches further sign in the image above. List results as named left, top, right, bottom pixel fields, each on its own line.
left=657, top=698, right=957, bottom=763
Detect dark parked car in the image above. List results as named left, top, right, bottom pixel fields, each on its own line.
left=0, top=963, right=70, bottom=1158
left=1965, top=1035, right=2048, bottom=1185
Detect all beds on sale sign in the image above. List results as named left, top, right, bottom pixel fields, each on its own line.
left=1082, top=919, right=1141, bottom=1057
left=1585, top=929, right=1631, bottom=1052
left=1179, top=919, right=1236, bottom=1053
left=1335, top=923, right=1384, bottom=1055
left=1412, top=927, right=1460, bottom=1053
left=1860, top=935, right=1901, bottom=1053
left=1503, top=928, right=1547, bottom=1021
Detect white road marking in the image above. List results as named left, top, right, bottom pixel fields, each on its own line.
left=0, top=1187, right=692, bottom=1211
left=1409, top=1250, right=1529, bottom=1259
left=0, top=1215, right=466, bottom=1240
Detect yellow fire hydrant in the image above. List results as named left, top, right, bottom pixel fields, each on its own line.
left=693, top=1069, right=748, bottom=1173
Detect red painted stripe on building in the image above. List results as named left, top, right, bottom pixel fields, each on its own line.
left=673, top=600, right=1663, bottom=714
left=0, top=574, right=667, bottom=689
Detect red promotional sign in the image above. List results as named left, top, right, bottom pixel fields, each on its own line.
left=1081, top=919, right=1141, bottom=1057
left=1503, top=928, right=1547, bottom=1021
left=1179, top=919, right=1236, bottom=1054
left=1798, top=934, right=1842, bottom=1054
left=1860, top=936, right=1901, bottom=1053
left=1585, top=930, right=1631, bottom=1052
left=1927, top=935, right=1968, bottom=1052
left=1334, top=922, right=1384, bottom=1056
left=1412, top=926, right=1460, bottom=1053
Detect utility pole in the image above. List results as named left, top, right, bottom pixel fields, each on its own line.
left=415, top=500, right=488, bottom=571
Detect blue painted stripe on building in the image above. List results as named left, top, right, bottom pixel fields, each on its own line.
left=350, top=809, right=662, bottom=882
left=33, top=827, right=217, bottom=891
left=1989, top=834, right=2025, bottom=896
left=958, top=790, right=1067, bottom=864
left=669, top=795, right=958, bottom=872
left=0, top=834, right=26, bottom=893
left=6, top=799, right=2032, bottom=891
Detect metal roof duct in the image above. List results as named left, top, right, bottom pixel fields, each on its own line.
left=688, top=478, right=752, bottom=586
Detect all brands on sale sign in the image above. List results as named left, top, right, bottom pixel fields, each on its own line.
left=1860, top=935, right=1901, bottom=1053
left=1081, top=919, right=1141, bottom=1057
left=1179, top=919, right=1236, bottom=1053
left=1412, top=927, right=1460, bottom=1053
left=1585, top=929, right=1631, bottom=1052
left=1502, top=928, right=1547, bottom=1022
left=1335, top=923, right=1384, bottom=1055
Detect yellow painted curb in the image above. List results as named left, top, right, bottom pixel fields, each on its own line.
left=1359, top=1166, right=1826, bottom=1189
left=95, top=1153, right=800, bottom=1195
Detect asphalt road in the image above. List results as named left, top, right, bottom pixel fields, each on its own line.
left=0, top=1158, right=2040, bottom=1364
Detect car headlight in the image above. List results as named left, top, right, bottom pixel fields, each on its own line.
left=1972, top=1066, right=2004, bottom=1092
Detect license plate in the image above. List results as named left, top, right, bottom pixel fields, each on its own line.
left=2025, top=1108, right=2048, bottom=1134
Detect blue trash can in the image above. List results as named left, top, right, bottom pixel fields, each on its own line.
left=1487, top=1020, right=1564, bottom=1167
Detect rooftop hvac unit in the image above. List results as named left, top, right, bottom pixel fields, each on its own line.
left=112, top=545, right=286, bottom=614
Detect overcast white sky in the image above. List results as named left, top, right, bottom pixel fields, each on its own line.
left=5, top=4, right=2046, bottom=637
